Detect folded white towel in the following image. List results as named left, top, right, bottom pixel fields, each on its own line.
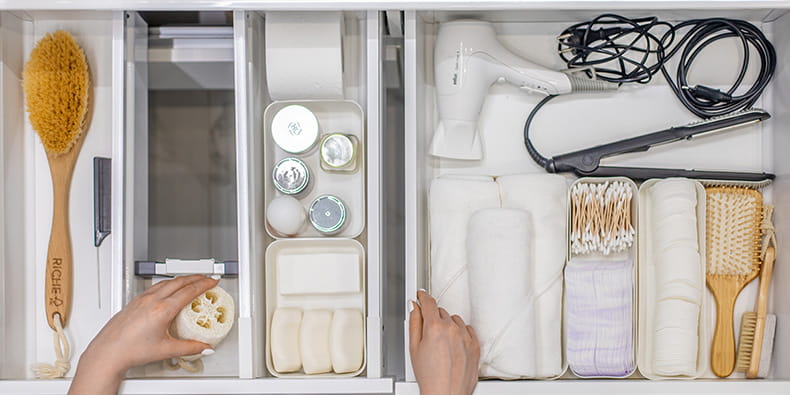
left=497, top=174, right=568, bottom=378
left=467, top=208, right=536, bottom=379
left=429, top=176, right=500, bottom=321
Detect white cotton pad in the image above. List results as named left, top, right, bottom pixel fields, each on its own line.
left=656, top=246, right=702, bottom=288
left=330, top=309, right=364, bottom=373
left=270, top=308, right=303, bottom=373
left=278, top=252, right=361, bottom=295
left=653, top=214, right=698, bottom=251
left=300, top=310, right=334, bottom=374
left=174, top=286, right=235, bottom=361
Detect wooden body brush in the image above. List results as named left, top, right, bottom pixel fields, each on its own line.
left=23, top=30, right=90, bottom=378
left=736, top=204, right=778, bottom=378
left=705, top=187, right=763, bottom=378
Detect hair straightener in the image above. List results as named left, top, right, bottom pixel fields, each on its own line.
left=524, top=99, right=774, bottom=182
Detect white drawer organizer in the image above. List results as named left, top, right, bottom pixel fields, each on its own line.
left=402, top=3, right=790, bottom=395
left=0, top=8, right=391, bottom=395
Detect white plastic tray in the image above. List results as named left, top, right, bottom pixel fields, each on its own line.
left=565, top=177, right=638, bottom=379
left=263, top=100, right=366, bottom=239
left=264, top=238, right=367, bottom=378
left=637, top=179, right=710, bottom=380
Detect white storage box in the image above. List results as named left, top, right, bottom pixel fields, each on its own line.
left=402, top=3, right=790, bottom=394
left=0, top=8, right=391, bottom=394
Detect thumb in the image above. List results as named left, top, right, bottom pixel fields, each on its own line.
left=161, top=338, right=212, bottom=359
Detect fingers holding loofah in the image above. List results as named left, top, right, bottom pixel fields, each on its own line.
left=174, top=286, right=235, bottom=348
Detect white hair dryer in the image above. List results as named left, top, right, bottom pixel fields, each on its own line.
left=432, top=19, right=617, bottom=160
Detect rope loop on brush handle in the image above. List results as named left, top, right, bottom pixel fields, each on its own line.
left=164, top=357, right=204, bottom=373
left=31, top=312, right=71, bottom=379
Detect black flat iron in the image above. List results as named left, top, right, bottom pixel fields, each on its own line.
left=524, top=103, right=774, bottom=181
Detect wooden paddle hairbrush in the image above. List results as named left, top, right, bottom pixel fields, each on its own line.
left=705, top=187, right=762, bottom=378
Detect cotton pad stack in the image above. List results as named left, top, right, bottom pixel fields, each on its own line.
left=565, top=259, right=635, bottom=377
left=649, top=179, right=702, bottom=376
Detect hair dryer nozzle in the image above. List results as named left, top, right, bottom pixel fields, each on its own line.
left=430, top=120, right=482, bottom=160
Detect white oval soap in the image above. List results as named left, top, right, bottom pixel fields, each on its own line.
left=271, top=308, right=303, bottom=373
left=174, top=285, right=235, bottom=360
left=330, top=309, right=364, bottom=373
left=300, top=310, right=333, bottom=374
left=267, top=196, right=307, bottom=236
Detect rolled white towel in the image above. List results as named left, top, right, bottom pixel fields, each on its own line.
left=429, top=175, right=500, bottom=321
left=497, top=174, right=568, bottom=378
left=467, top=208, right=536, bottom=379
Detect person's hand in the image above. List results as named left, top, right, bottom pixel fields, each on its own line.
left=69, top=275, right=219, bottom=395
left=409, top=290, right=480, bottom=395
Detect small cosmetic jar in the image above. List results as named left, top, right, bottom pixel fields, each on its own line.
left=271, top=105, right=319, bottom=154
left=309, top=195, right=347, bottom=235
left=273, top=158, right=311, bottom=196
left=320, top=133, right=358, bottom=171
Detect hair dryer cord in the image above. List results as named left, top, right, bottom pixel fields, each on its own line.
left=523, top=95, right=558, bottom=172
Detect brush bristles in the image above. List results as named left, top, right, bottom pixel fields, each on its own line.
left=706, top=187, right=762, bottom=276
left=736, top=311, right=758, bottom=372
left=22, top=30, right=90, bottom=155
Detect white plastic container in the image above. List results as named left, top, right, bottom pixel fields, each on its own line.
left=263, top=100, right=366, bottom=239
left=566, top=177, right=638, bottom=379
left=637, top=179, right=709, bottom=380
left=264, top=239, right=367, bottom=378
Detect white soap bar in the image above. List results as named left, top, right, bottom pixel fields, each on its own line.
left=330, top=309, right=364, bottom=373
left=300, top=310, right=334, bottom=374
left=270, top=308, right=303, bottom=373
left=278, top=252, right=360, bottom=295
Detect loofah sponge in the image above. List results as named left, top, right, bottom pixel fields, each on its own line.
left=173, top=286, right=235, bottom=360
left=22, top=30, right=90, bottom=155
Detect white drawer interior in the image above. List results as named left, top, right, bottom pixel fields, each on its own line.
left=403, top=6, right=790, bottom=388
left=0, top=10, right=120, bottom=381
left=0, top=8, right=389, bottom=392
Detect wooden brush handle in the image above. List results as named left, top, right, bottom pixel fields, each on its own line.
left=45, top=155, right=76, bottom=330
left=748, top=246, right=776, bottom=378
left=710, top=280, right=739, bottom=378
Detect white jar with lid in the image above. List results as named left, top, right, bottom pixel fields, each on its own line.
left=271, top=104, right=320, bottom=154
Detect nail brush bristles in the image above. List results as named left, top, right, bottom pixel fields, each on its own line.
left=706, top=187, right=762, bottom=276
left=571, top=181, right=635, bottom=255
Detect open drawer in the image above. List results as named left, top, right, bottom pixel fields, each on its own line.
left=401, top=4, right=790, bottom=394
left=0, top=8, right=391, bottom=394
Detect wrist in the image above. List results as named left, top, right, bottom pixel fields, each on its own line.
left=78, top=345, right=129, bottom=378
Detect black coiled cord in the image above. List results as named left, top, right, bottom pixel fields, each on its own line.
left=558, top=14, right=776, bottom=118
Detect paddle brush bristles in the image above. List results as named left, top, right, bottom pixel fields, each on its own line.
left=23, top=30, right=90, bottom=155
left=705, top=187, right=762, bottom=276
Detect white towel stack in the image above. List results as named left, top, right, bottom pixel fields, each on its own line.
left=429, top=176, right=500, bottom=321
left=467, top=208, right=536, bottom=378
left=429, top=173, right=568, bottom=379
left=565, top=259, right=635, bottom=377
left=650, top=179, right=702, bottom=376
left=497, top=174, right=568, bottom=378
